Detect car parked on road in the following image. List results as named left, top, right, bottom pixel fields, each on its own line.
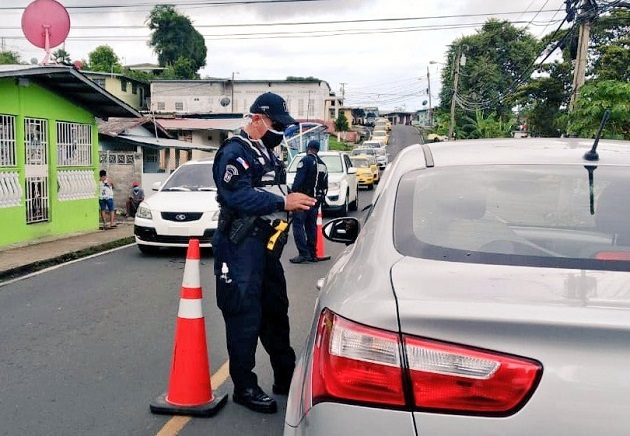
left=371, top=129, right=389, bottom=145
left=287, top=151, right=359, bottom=216
left=350, top=155, right=375, bottom=190
left=361, top=140, right=384, bottom=149
left=285, top=138, right=630, bottom=435
left=134, top=158, right=218, bottom=254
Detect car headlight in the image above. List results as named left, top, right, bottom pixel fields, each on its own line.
left=211, top=210, right=220, bottom=221
left=328, top=182, right=340, bottom=191
left=136, top=205, right=152, bottom=220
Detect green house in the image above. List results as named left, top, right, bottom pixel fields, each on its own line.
left=0, top=65, right=141, bottom=248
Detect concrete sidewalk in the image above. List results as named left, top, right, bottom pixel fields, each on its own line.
left=0, top=218, right=135, bottom=282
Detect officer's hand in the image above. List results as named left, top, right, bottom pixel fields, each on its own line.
left=285, top=193, right=316, bottom=211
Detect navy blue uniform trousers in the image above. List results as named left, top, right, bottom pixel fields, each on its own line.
left=214, top=230, right=295, bottom=392
left=292, top=202, right=319, bottom=258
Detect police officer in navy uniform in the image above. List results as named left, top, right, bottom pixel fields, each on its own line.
left=212, top=92, right=316, bottom=414
left=290, top=139, right=328, bottom=264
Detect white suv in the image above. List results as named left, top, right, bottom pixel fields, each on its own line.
left=134, top=159, right=219, bottom=254
left=286, top=151, right=359, bottom=216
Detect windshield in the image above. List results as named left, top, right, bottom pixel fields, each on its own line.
left=395, top=165, right=630, bottom=271
left=351, top=158, right=369, bottom=168
left=373, top=131, right=387, bottom=138
left=352, top=148, right=375, bottom=156
left=161, top=163, right=216, bottom=191
left=288, top=154, right=343, bottom=173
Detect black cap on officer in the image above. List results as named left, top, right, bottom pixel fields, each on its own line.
left=307, top=139, right=320, bottom=151
left=249, top=92, right=297, bottom=130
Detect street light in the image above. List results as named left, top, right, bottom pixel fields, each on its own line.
left=231, top=71, right=239, bottom=112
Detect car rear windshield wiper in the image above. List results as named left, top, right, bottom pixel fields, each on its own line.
left=198, top=187, right=217, bottom=191
left=162, top=187, right=191, bottom=191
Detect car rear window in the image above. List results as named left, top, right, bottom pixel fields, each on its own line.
left=394, top=165, right=630, bottom=271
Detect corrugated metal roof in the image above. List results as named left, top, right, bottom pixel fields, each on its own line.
left=116, top=134, right=217, bottom=151
left=156, top=118, right=245, bottom=131
left=0, top=65, right=142, bottom=120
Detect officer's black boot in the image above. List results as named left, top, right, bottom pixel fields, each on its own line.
left=233, top=386, right=278, bottom=413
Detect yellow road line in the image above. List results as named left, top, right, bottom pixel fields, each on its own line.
left=156, top=359, right=230, bottom=436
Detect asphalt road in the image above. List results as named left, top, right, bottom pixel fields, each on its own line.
left=0, top=125, right=421, bottom=436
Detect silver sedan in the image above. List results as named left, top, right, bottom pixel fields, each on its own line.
left=285, top=138, right=630, bottom=435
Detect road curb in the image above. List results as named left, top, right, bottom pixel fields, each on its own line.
left=0, top=236, right=136, bottom=283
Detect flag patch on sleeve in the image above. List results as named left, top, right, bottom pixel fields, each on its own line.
left=236, top=157, right=250, bottom=170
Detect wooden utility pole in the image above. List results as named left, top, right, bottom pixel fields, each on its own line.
left=449, top=44, right=462, bottom=140
left=569, top=0, right=596, bottom=112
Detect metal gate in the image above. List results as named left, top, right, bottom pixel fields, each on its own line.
left=24, top=118, right=49, bottom=224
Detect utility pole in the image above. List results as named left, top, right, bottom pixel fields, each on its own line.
left=339, top=82, right=346, bottom=120
left=569, top=0, right=596, bottom=112
left=231, top=71, right=239, bottom=113
left=449, top=44, right=463, bottom=140
left=426, top=66, right=433, bottom=127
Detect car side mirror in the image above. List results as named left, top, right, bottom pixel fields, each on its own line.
left=323, top=217, right=360, bottom=245
left=348, top=167, right=357, bottom=175
left=152, top=181, right=162, bottom=191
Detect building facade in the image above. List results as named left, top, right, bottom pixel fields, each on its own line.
left=0, top=65, right=140, bottom=248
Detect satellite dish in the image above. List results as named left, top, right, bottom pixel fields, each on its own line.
left=220, top=97, right=231, bottom=107
left=21, top=0, right=71, bottom=65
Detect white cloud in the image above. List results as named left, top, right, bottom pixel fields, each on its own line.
left=2, top=0, right=567, bottom=110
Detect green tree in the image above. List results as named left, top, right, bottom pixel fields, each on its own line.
left=86, top=45, right=122, bottom=73
left=589, top=10, right=630, bottom=82
left=52, top=48, right=71, bottom=64
left=160, top=57, right=200, bottom=80
left=437, top=20, right=538, bottom=128
left=461, top=110, right=514, bottom=139
left=147, top=5, right=207, bottom=76
left=0, top=50, right=21, bottom=64
left=568, top=80, right=630, bottom=139
left=335, top=111, right=349, bottom=132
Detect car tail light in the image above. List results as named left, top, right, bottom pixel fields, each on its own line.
left=405, top=336, right=542, bottom=415
left=595, top=251, right=630, bottom=261
left=311, top=309, right=406, bottom=408
left=307, top=309, right=542, bottom=416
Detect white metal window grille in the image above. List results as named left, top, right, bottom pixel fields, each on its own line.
left=57, top=122, right=92, bottom=166
left=144, top=148, right=158, bottom=163
left=25, top=176, right=49, bottom=223
left=0, top=172, right=22, bottom=208
left=157, top=102, right=165, bottom=111
left=0, top=114, right=16, bottom=167
left=175, top=102, right=184, bottom=111
left=24, top=118, right=48, bottom=165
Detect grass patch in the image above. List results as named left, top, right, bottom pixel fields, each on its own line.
left=328, top=135, right=354, bottom=151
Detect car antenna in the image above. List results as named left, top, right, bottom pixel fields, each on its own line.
left=583, top=109, right=611, bottom=162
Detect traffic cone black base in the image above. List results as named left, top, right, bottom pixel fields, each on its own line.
left=150, top=390, right=228, bottom=417
left=317, top=255, right=331, bottom=261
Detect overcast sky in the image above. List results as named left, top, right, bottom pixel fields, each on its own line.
left=2, top=0, right=568, bottom=111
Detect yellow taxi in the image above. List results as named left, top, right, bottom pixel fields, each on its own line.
left=372, top=129, right=389, bottom=145
left=350, top=155, right=375, bottom=190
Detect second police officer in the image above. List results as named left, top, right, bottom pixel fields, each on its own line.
left=289, top=139, right=328, bottom=264
left=212, top=92, right=316, bottom=414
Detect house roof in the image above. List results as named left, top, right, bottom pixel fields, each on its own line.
left=0, top=65, right=142, bottom=120
left=98, top=116, right=170, bottom=138
left=115, top=134, right=218, bottom=152
left=156, top=117, right=245, bottom=131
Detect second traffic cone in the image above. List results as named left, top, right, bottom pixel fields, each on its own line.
left=150, top=238, right=227, bottom=417
left=315, top=205, right=331, bottom=261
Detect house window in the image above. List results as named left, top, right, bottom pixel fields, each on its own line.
left=24, top=118, right=48, bottom=165
left=26, top=176, right=49, bottom=224
left=157, top=102, right=165, bottom=111
left=57, top=122, right=92, bottom=166
left=175, top=102, right=184, bottom=111
left=121, top=80, right=128, bottom=92
left=0, top=114, right=16, bottom=167
left=92, top=78, right=106, bottom=88
left=298, top=99, right=305, bottom=117
left=132, top=83, right=138, bottom=95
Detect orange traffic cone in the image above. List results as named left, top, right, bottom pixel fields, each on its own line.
left=316, top=205, right=331, bottom=261
left=150, top=238, right=227, bottom=417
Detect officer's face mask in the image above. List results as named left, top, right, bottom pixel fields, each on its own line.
left=260, top=118, right=285, bottom=149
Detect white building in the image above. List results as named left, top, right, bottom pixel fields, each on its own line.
left=149, top=79, right=342, bottom=122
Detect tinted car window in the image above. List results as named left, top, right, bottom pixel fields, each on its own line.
left=351, top=157, right=369, bottom=168
left=395, top=165, right=630, bottom=271
left=162, top=164, right=216, bottom=191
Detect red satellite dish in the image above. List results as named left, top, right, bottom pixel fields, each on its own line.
left=21, top=0, right=71, bottom=64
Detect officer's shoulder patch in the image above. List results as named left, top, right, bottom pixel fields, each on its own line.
left=297, top=161, right=304, bottom=169
left=223, top=164, right=239, bottom=183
